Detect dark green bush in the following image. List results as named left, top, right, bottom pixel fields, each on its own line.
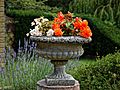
left=45, top=0, right=71, bottom=13
left=69, top=51, right=120, bottom=90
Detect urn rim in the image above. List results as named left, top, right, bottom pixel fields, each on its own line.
left=30, top=36, right=92, bottom=44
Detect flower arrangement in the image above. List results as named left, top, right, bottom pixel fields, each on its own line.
left=27, top=11, right=92, bottom=38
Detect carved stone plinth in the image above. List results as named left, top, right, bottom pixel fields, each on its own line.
left=37, top=79, right=80, bottom=90
left=45, top=60, right=75, bottom=86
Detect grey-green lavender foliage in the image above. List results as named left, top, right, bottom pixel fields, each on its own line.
left=0, top=39, right=80, bottom=90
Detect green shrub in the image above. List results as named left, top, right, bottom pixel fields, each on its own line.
left=69, top=51, right=120, bottom=90
left=45, top=0, right=71, bottom=13
left=5, top=0, right=60, bottom=12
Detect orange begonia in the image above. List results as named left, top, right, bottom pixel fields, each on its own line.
left=54, top=28, right=63, bottom=36
left=52, top=23, right=60, bottom=30
left=79, top=26, right=92, bottom=38
left=73, top=21, right=81, bottom=29
left=81, top=20, right=88, bottom=27
left=57, top=11, right=64, bottom=20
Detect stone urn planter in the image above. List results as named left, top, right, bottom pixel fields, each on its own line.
left=30, top=36, right=91, bottom=90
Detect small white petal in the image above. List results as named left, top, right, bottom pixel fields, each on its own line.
left=35, top=26, right=39, bottom=31
left=46, top=29, right=54, bottom=36
left=31, top=22, right=35, bottom=26
left=26, top=33, right=30, bottom=36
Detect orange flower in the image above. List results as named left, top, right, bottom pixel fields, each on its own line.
left=81, top=20, right=88, bottom=27
left=54, top=18, right=64, bottom=24
left=79, top=26, right=92, bottom=38
left=75, top=17, right=82, bottom=22
left=73, top=21, right=81, bottom=29
left=57, top=11, right=64, bottom=20
left=54, top=28, right=63, bottom=36
left=52, top=23, right=60, bottom=30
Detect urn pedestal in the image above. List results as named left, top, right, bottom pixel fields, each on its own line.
left=30, top=36, right=91, bottom=90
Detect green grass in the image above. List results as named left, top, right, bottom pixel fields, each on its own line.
left=79, top=58, right=96, bottom=65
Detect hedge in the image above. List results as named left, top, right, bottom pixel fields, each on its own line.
left=69, top=51, right=120, bottom=90
left=6, top=10, right=120, bottom=56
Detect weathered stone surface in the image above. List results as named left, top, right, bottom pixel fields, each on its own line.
left=0, top=2, right=4, bottom=7
left=0, top=43, right=5, bottom=48
left=0, top=7, right=4, bottom=12
left=0, top=13, right=4, bottom=17
left=37, top=79, right=80, bottom=90
left=0, top=28, right=5, bottom=33
left=0, top=18, right=5, bottom=23
left=0, top=23, right=5, bottom=28
left=0, top=0, right=5, bottom=62
left=0, top=38, right=5, bottom=43
left=0, top=33, right=5, bottom=38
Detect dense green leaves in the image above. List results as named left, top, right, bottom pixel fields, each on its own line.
left=69, top=52, right=120, bottom=90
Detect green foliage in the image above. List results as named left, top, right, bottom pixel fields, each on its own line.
left=69, top=51, right=120, bottom=90
left=75, top=13, right=120, bottom=57
left=45, top=0, right=71, bottom=13
left=69, top=0, right=120, bottom=28
left=5, top=0, right=60, bottom=13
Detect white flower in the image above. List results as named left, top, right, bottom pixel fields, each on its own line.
left=38, top=22, right=42, bottom=27
left=35, top=25, right=39, bottom=31
left=29, top=29, right=42, bottom=36
left=31, top=21, right=35, bottom=26
left=46, top=29, right=54, bottom=36
left=26, top=33, right=30, bottom=36
left=34, top=19, right=40, bottom=25
left=35, top=31, right=42, bottom=36
left=42, top=18, right=49, bottom=23
left=30, top=29, right=36, bottom=36
left=34, top=18, right=38, bottom=22
left=40, top=17, right=44, bottom=20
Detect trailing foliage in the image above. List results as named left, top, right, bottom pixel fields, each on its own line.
left=69, top=51, right=120, bottom=90
left=69, top=0, right=120, bottom=28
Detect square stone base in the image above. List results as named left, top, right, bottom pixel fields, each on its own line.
left=37, top=79, right=80, bottom=90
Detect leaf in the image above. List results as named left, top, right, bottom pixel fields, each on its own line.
left=66, top=22, right=71, bottom=28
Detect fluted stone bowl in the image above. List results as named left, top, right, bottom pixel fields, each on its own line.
left=30, top=36, right=92, bottom=60
left=30, top=36, right=92, bottom=86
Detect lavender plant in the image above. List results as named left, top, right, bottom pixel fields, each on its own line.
left=0, top=39, right=80, bottom=90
